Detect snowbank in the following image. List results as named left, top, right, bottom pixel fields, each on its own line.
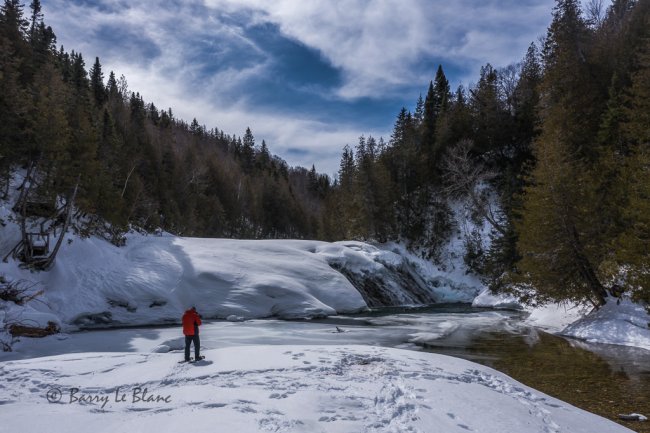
left=1, top=231, right=486, bottom=331
left=473, top=288, right=650, bottom=348
left=562, top=299, right=650, bottom=351
left=1, top=236, right=372, bottom=327
left=0, top=345, right=632, bottom=433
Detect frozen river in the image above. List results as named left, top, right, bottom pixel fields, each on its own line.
left=3, top=304, right=649, bottom=431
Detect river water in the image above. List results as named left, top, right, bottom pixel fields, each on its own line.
left=5, top=304, right=650, bottom=431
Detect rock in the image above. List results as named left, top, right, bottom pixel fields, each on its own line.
left=618, top=413, right=647, bottom=422
left=9, top=321, right=59, bottom=338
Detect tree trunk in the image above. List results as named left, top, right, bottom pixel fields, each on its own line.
left=570, top=226, right=608, bottom=307
left=39, top=178, right=79, bottom=270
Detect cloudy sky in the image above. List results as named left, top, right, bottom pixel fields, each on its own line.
left=42, top=0, right=555, bottom=176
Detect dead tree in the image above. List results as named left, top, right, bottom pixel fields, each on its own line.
left=441, top=139, right=507, bottom=236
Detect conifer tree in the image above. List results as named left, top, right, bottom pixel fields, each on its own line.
left=0, top=0, right=28, bottom=41
left=615, top=35, right=650, bottom=303
left=28, top=0, right=41, bottom=42
left=257, top=139, right=270, bottom=169
left=421, top=65, right=451, bottom=181
left=515, top=0, right=611, bottom=307
left=89, top=57, right=106, bottom=107
left=241, top=127, right=255, bottom=173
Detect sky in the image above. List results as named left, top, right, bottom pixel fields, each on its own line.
left=41, top=0, right=556, bottom=176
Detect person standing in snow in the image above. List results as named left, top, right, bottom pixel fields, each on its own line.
left=182, top=306, right=202, bottom=361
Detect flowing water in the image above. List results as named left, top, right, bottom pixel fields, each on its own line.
left=5, top=304, right=649, bottom=431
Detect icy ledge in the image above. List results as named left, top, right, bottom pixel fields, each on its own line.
left=0, top=345, right=632, bottom=433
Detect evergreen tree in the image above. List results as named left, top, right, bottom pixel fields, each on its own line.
left=413, top=93, right=424, bottom=125
left=615, top=35, right=650, bottom=303
left=241, top=127, right=255, bottom=173
left=257, top=139, right=270, bottom=169
left=541, top=0, right=604, bottom=160
left=0, top=0, right=28, bottom=42
left=421, top=65, right=451, bottom=181
left=28, top=0, right=41, bottom=43
left=514, top=0, right=612, bottom=307
left=0, top=34, right=28, bottom=183
left=89, top=56, right=106, bottom=106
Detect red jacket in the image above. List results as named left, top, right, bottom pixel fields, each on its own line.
left=182, top=309, right=202, bottom=336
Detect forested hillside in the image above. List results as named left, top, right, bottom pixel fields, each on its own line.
left=0, top=0, right=328, bottom=241
left=1, top=0, right=648, bottom=309
left=323, top=0, right=650, bottom=309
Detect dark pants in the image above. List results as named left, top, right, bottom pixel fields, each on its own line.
left=184, top=334, right=200, bottom=361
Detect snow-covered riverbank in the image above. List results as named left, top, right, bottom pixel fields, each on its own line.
left=473, top=288, right=650, bottom=351
left=0, top=233, right=482, bottom=329
left=2, top=176, right=649, bottom=352
left=0, top=345, right=634, bottom=433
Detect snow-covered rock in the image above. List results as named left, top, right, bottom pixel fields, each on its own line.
left=472, top=287, right=522, bottom=310
left=1, top=232, right=486, bottom=330
left=1, top=236, right=370, bottom=327
left=0, top=345, right=633, bottom=433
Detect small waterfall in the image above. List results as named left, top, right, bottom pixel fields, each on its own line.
left=329, top=260, right=438, bottom=308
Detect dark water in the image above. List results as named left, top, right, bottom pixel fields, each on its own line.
left=360, top=305, right=650, bottom=432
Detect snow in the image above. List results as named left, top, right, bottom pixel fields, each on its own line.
left=2, top=170, right=650, bottom=352
left=472, top=288, right=650, bottom=349
left=0, top=235, right=375, bottom=327
left=525, top=303, right=593, bottom=333
left=562, top=299, right=650, bottom=351
left=1, top=233, right=489, bottom=331
left=381, top=242, right=484, bottom=303
left=472, top=287, right=522, bottom=310
left=0, top=167, right=486, bottom=333
left=0, top=308, right=526, bottom=361
left=0, top=168, right=646, bottom=432
left=0, top=345, right=633, bottom=433
left=0, top=190, right=494, bottom=334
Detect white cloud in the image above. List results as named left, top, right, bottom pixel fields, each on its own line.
left=41, top=0, right=554, bottom=174
left=204, top=0, right=554, bottom=96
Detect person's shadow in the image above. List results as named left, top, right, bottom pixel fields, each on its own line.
left=191, top=360, right=213, bottom=367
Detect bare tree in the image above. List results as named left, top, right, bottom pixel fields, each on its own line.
left=497, top=63, right=520, bottom=113
left=442, top=139, right=507, bottom=236
left=585, top=0, right=605, bottom=28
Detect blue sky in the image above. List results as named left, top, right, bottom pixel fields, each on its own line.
left=42, top=0, right=555, bottom=176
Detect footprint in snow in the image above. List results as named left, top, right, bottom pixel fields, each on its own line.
left=154, top=408, right=173, bottom=413
left=202, top=403, right=227, bottom=409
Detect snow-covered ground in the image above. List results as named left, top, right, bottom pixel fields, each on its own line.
left=1, top=171, right=648, bottom=432
left=0, top=345, right=633, bottom=433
